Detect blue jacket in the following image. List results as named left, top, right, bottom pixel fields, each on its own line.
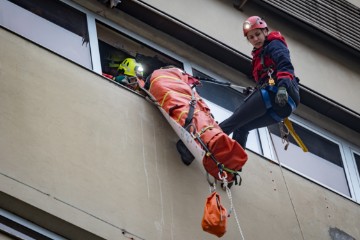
left=251, top=31, right=296, bottom=89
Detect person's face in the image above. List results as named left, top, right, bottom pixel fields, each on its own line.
left=247, top=28, right=268, bottom=49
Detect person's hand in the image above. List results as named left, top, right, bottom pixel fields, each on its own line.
left=114, top=75, right=128, bottom=85
left=275, top=87, right=288, bottom=107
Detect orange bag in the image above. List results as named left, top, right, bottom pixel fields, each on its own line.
left=201, top=192, right=227, bottom=237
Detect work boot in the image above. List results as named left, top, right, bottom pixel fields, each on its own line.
left=176, top=140, right=195, bottom=166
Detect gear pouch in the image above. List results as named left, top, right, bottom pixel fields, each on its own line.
left=201, top=191, right=227, bottom=237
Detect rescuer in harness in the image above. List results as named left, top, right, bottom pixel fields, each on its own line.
left=219, top=16, right=300, bottom=149
left=102, top=56, right=145, bottom=92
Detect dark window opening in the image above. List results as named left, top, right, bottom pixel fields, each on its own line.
left=192, top=69, right=245, bottom=112
left=0, top=215, right=54, bottom=240
left=96, top=21, right=182, bottom=79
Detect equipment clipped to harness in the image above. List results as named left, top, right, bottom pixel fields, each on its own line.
left=267, top=69, right=275, bottom=86
left=201, top=191, right=227, bottom=238
left=277, top=118, right=308, bottom=152
left=260, top=85, right=297, bottom=122
left=283, top=118, right=308, bottom=152
left=279, top=121, right=290, bottom=150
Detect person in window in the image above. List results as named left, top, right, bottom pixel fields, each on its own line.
left=219, top=16, right=300, bottom=149
left=114, top=58, right=145, bottom=91
left=102, top=54, right=123, bottom=79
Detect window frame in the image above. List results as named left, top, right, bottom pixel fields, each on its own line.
left=6, top=0, right=360, bottom=203
left=0, top=208, right=67, bottom=240
left=261, top=114, right=360, bottom=201
left=1, top=0, right=92, bottom=69
left=182, top=63, right=360, bottom=203
left=345, top=149, right=360, bottom=201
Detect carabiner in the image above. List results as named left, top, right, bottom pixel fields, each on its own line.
left=218, top=171, right=228, bottom=181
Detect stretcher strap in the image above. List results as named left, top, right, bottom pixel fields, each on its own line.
left=149, top=75, right=182, bottom=91
left=177, top=110, right=200, bottom=122
left=161, top=90, right=194, bottom=107
left=191, top=131, right=241, bottom=182
left=197, top=125, right=214, bottom=136
left=185, top=89, right=197, bottom=127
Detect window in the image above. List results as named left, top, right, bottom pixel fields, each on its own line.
left=96, top=21, right=182, bottom=80
left=192, top=69, right=245, bottom=112
left=191, top=69, right=263, bottom=154
left=268, top=120, right=351, bottom=197
left=191, top=68, right=359, bottom=200
left=3, top=0, right=359, bottom=202
left=352, top=151, right=360, bottom=200
left=0, top=208, right=66, bottom=240
left=0, top=0, right=92, bottom=68
left=354, top=152, right=360, bottom=179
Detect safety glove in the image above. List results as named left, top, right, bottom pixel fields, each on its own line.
left=275, top=86, right=288, bottom=107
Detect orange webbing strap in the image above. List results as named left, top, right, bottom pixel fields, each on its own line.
left=177, top=110, right=200, bottom=122
left=283, top=118, right=308, bottom=152
left=197, top=125, right=214, bottom=136
left=149, top=75, right=181, bottom=91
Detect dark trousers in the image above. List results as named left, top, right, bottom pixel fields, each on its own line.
left=219, top=81, right=299, bottom=148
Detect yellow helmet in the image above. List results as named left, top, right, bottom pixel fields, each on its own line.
left=118, top=58, right=144, bottom=77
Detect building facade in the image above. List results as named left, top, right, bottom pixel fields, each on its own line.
left=1, top=0, right=360, bottom=239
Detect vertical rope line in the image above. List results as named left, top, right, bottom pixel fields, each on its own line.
left=269, top=130, right=305, bottom=240
left=221, top=177, right=245, bottom=240
left=225, top=185, right=245, bottom=240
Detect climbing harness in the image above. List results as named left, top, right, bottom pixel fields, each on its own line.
left=258, top=53, right=308, bottom=151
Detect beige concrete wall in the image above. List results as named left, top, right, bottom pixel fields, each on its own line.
left=347, top=0, right=360, bottom=8
left=1, top=28, right=360, bottom=239
left=127, top=0, right=360, bottom=114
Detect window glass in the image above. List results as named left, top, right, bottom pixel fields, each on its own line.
left=193, top=69, right=245, bottom=112
left=191, top=69, right=262, bottom=154
left=354, top=153, right=360, bottom=178
left=96, top=21, right=182, bottom=80
left=268, top=122, right=350, bottom=196
left=1, top=0, right=91, bottom=68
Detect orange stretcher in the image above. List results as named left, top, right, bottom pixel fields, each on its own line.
left=147, top=67, right=248, bottom=182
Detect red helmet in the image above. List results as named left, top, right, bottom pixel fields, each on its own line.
left=243, top=16, right=267, bottom=36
